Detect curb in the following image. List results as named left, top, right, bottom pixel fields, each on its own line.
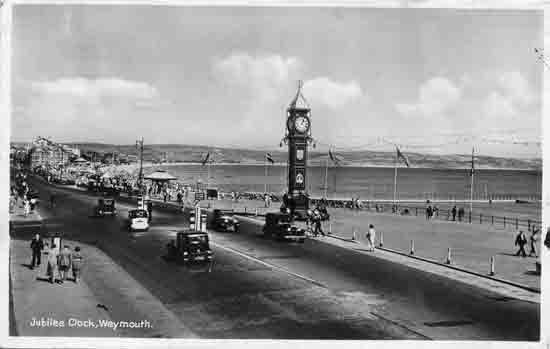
left=376, top=246, right=541, bottom=294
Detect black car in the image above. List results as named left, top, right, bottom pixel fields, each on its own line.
left=94, top=197, right=117, bottom=217
left=212, top=209, right=240, bottom=232
left=165, top=230, right=213, bottom=264
left=262, top=212, right=306, bottom=243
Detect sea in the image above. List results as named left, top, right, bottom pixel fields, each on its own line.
left=154, top=164, right=541, bottom=201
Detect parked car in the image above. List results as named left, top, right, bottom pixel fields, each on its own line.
left=165, top=230, right=213, bottom=263
left=212, top=209, right=240, bottom=232
left=94, top=197, right=117, bottom=217
left=127, top=209, right=149, bottom=231
left=262, top=212, right=306, bottom=243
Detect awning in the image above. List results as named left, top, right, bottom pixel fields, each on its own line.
left=144, top=170, right=177, bottom=181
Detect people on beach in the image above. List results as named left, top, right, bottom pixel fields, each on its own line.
left=71, top=246, right=83, bottom=283
left=528, top=229, right=538, bottom=257
left=514, top=230, right=528, bottom=257
left=426, top=205, right=432, bottom=220
left=365, top=224, right=376, bottom=251
left=58, top=245, right=72, bottom=282
left=30, top=234, right=44, bottom=269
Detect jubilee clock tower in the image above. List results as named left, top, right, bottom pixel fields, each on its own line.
left=281, top=81, right=314, bottom=218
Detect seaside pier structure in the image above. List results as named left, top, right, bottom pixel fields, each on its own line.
left=281, top=81, right=315, bottom=219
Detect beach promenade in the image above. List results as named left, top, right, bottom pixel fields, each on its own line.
left=192, top=197, right=541, bottom=291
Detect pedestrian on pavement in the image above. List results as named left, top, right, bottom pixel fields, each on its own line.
left=58, top=245, right=72, bottom=283
left=515, top=230, right=528, bottom=257
left=147, top=201, right=153, bottom=222
left=24, top=199, right=30, bottom=217
left=528, top=229, right=539, bottom=257
left=451, top=205, right=457, bottom=221
left=458, top=207, right=465, bottom=222
left=365, top=224, right=376, bottom=251
left=71, top=246, right=83, bottom=283
left=30, top=234, right=44, bottom=269
left=46, top=243, right=59, bottom=284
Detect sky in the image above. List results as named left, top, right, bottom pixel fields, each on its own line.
left=11, top=5, right=543, bottom=158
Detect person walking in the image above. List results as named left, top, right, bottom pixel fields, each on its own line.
left=515, top=231, right=528, bottom=257
left=458, top=207, right=465, bottom=222
left=58, top=245, right=72, bottom=283
left=147, top=201, right=153, bottom=222
left=24, top=199, right=30, bottom=217
left=366, top=224, right=376, bottom=251
left=451, top=205, right=457, bottom=221
left=30, top=234, right=44, bottom=269
left=71, top=246, right=83, bottom=283
left=313, top=212, right=324, bottom=237
left=46, top=243, right=59, bottom=284
left=528, top=229, right=539, bottom=257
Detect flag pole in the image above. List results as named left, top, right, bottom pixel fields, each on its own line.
left=470, top=147, right=474, bottom=214
left=207, top=160, right=210, bottom=190
left=393, top=147, right=398, bottom=207
left=264, top=156, right=268, bottom=194
left=324, top=157, right=328, bottom=198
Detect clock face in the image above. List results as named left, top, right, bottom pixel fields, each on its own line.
left=294, top=116, right=310, bottom=133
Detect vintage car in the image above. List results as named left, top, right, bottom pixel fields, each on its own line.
left=262, top=212, right=306, bottom=243
left=127, top=209, right=149, bottom=232
left=165, top=230, right=213, bottom=264
left=212, top=209, right=240, bottom=232
left=94, top=197, right=117, bottom=217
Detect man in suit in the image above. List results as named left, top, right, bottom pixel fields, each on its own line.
left=30, top=234, right=44, bottom=269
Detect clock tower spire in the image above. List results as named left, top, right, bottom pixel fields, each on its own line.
left=281, top=80, right=314, bottom=219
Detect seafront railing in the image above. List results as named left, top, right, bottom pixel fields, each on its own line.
left=309, top=200, right=540, bottom=233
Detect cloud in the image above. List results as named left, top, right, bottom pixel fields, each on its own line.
left=30, top=77, right=159, bottom=100
left=213, top=53, right=300, bottom=102
left=396, top=77, right=461, bottom=117
left=302, top=77, right=364, bottom=109
left=495, top=71, right=535, bottom=106
left=482, top=91, right=517, bottom=119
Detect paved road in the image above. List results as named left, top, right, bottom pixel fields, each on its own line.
left=16, top=176, right=539, bottom=340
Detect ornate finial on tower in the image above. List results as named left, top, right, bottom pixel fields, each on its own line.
left=288, top=80, right=310, bottom=111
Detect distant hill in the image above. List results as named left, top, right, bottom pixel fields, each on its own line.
left=57, top=142, right=541, bottom=171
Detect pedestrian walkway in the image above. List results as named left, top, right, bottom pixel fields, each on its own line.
left=10, top=239, right=117, bottom=337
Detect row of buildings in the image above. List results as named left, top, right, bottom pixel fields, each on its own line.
left=11, top=136, right=140, bottom=169
left=16, top=136, right=81, bottom=169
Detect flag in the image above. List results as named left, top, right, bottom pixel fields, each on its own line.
left=470, top=148, right=475, bottom=176
left=396, top=146, right=410, bottom=167
left=201, top=152, right=210, bottom=166
left=266, top=153, right=274, bottom=164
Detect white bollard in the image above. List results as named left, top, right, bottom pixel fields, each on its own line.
left=410, top=239, right=415, bottom=255
left=490, top=256, right=495, bottom=276
left=328, top=222, right=332, bottom=234
left=352, top=229, right=356, bottom=241
left=255, top=208, right=258, bottom=216
left=379, top=231, right=384, bottom=247
left=446, top=247, right=452, bottom=264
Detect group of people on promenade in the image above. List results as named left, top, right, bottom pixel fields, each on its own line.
left=10, top=171, right=39, bottom=217
left=29, top=234, right=83, bottom=284
left=514, top=229, right=540, bottom=258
